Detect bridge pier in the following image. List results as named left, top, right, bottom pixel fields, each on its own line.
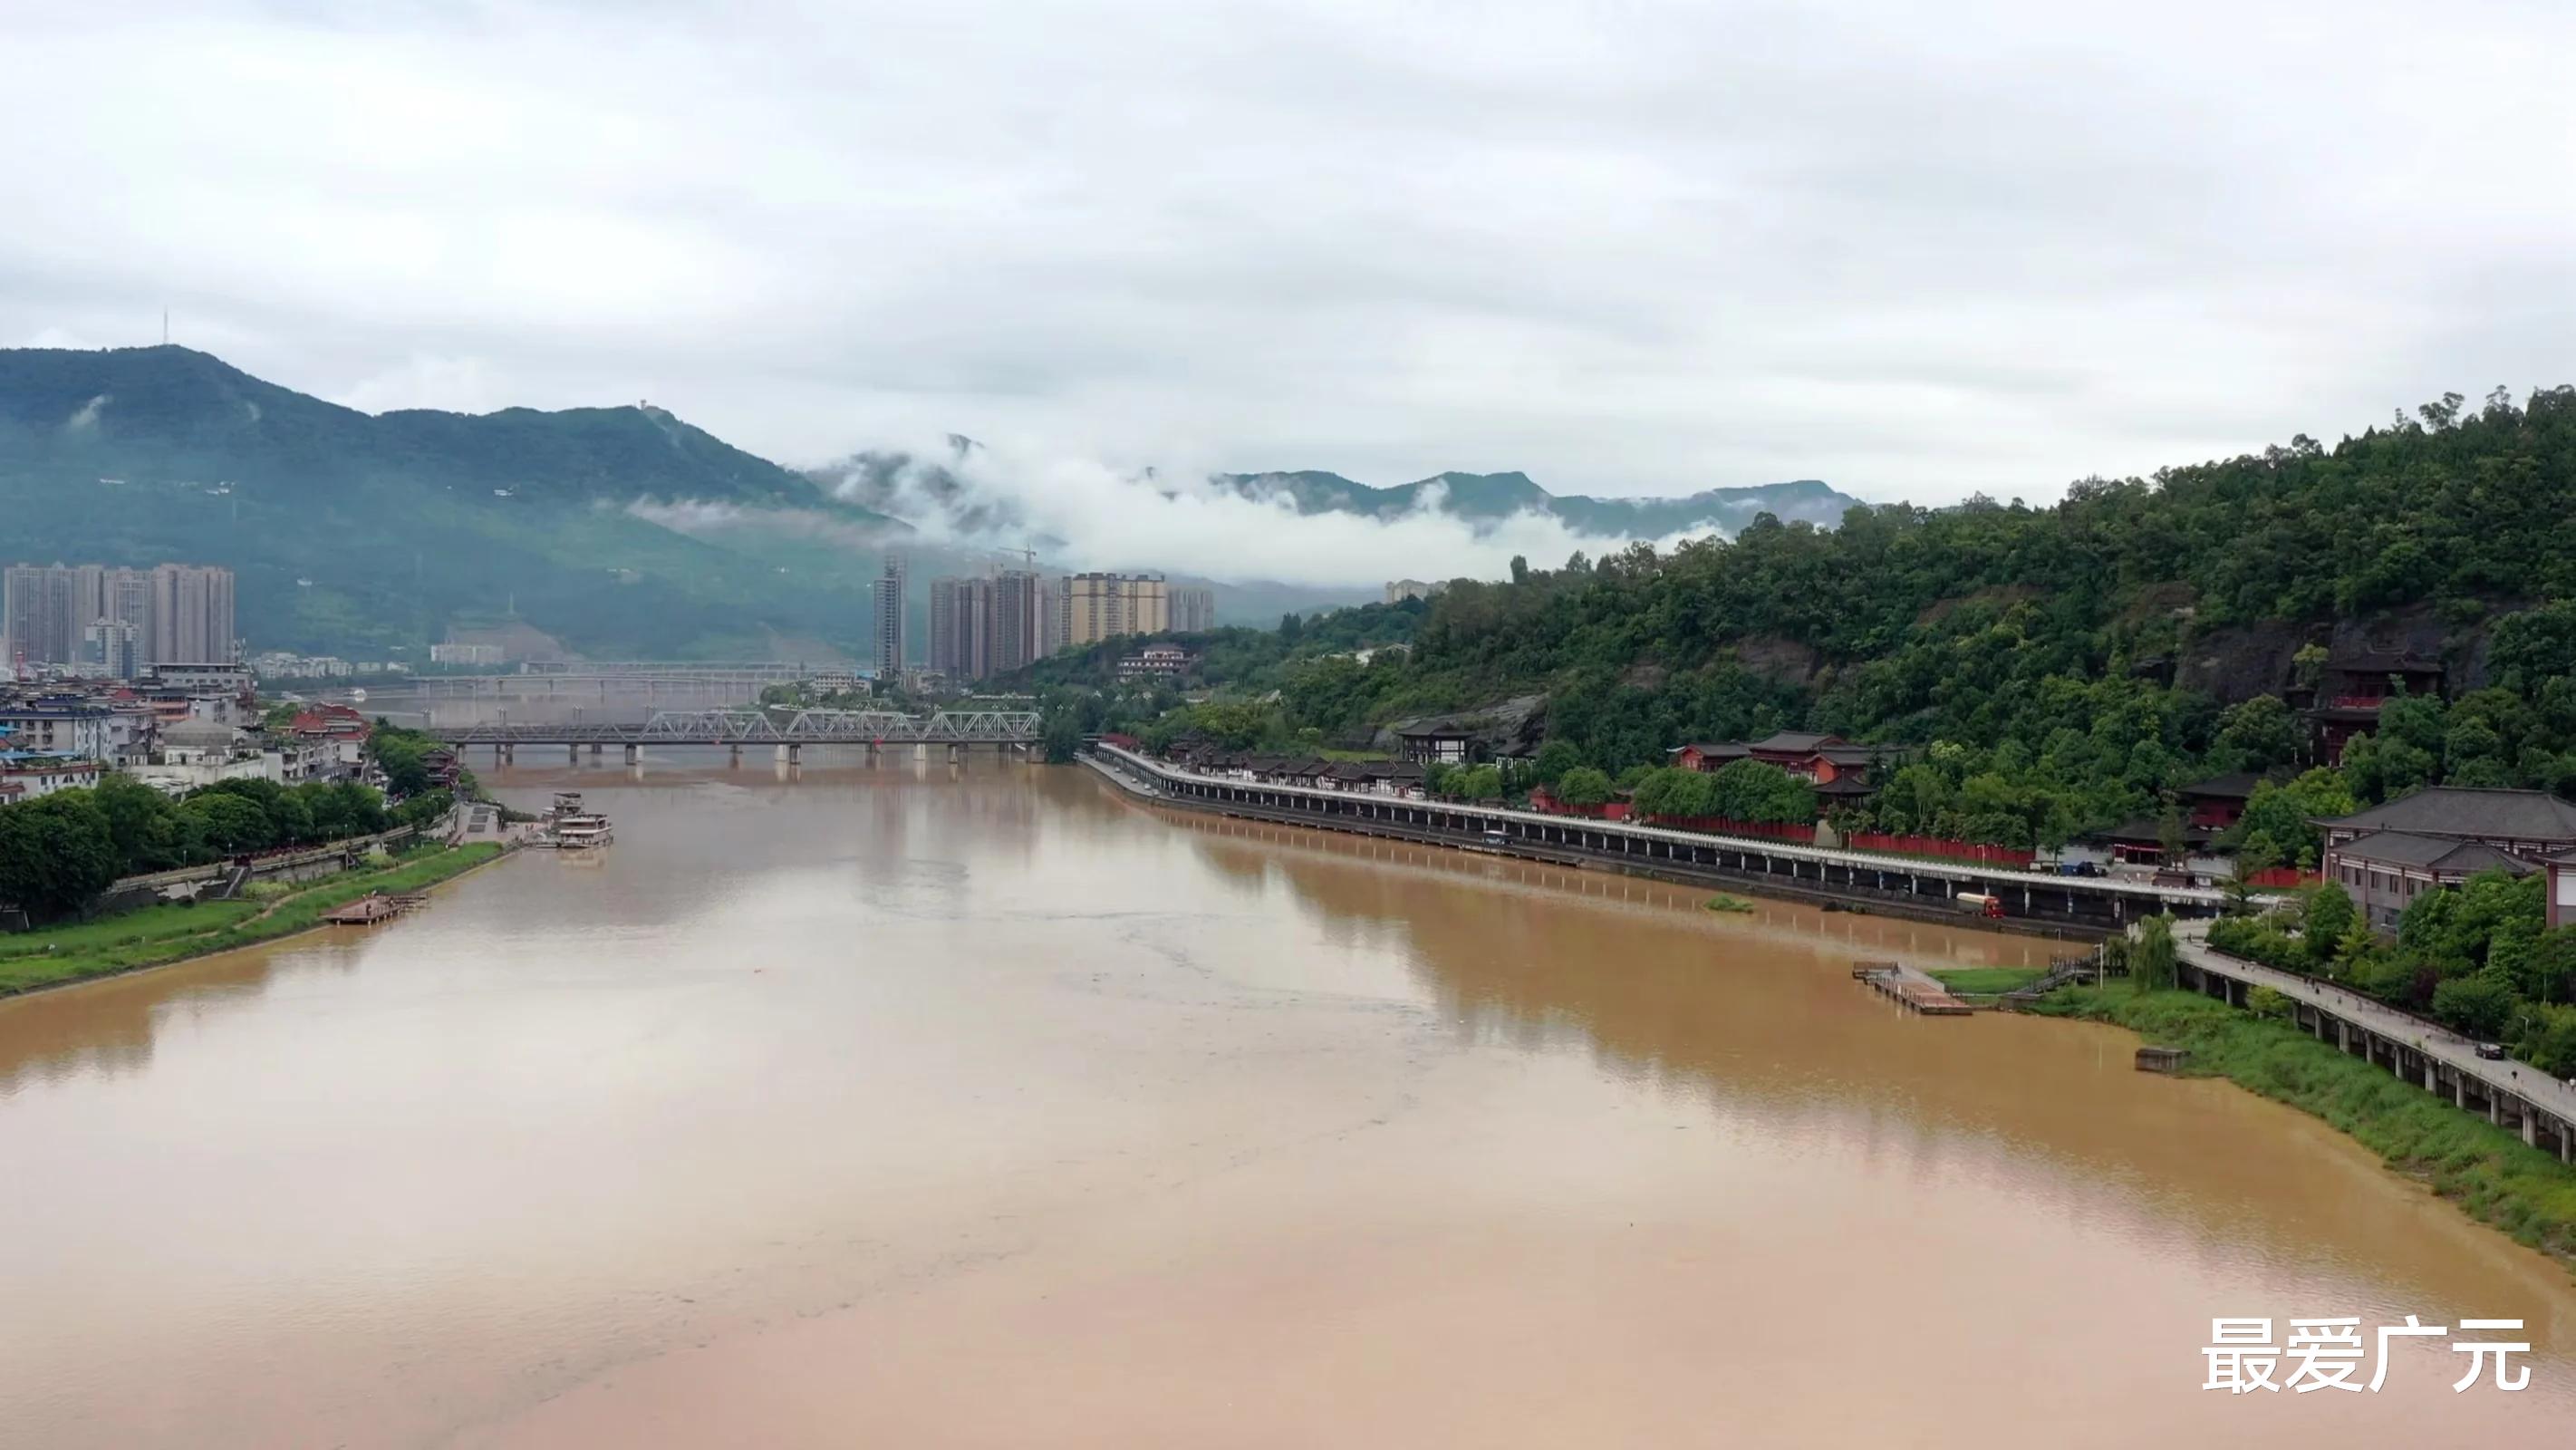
left=569, top=745, right=580, bottom=765
left=623, top=744, right=639, bottom=766
left=728, top=744, right=741, bottom=767
left=589, top=743, right=602, bottom=757
left=948, top=743, right=960, bottom=765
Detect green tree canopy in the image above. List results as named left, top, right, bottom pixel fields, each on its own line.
left=0, top=793, right=121, bottom=919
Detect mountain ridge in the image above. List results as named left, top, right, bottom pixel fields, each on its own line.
left=1218, top=469, right=1858, bottom=536
left=0, top=345, right=899, bottom=659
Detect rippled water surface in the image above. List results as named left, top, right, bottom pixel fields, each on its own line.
left=2, top=759, right=2569, bottom=1447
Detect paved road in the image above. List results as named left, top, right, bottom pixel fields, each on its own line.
left=2176, top=920, right=2576, bottom=1125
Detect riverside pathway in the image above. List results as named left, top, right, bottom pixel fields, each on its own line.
left=2175, top=920, right=2576, bottom=1156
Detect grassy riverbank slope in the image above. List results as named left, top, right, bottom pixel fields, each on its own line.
left=2032, top=987, right=2576, bottom=1267
left=0, top=843, right=505, bottom=996
left=1932, top=966, right=2046, bottom=994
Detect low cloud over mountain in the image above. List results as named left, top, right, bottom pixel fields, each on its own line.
left=811, top=435, right=1859, bottom=589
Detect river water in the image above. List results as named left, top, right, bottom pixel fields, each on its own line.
left=2, top=759, right=2570, bottom=1447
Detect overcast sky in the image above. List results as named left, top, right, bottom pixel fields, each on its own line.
left=4, top=0, right=2571, bottom=515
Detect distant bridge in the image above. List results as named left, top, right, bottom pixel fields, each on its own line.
left=372, top=665, right=824, bottom=700
left=432, top=708, right=1041, bottom=754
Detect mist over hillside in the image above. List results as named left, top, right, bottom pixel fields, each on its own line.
left=0, top=345, right=1863, bottom=658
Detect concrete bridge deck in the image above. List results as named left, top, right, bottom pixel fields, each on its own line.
left=1087, top=743, right=2239, bottom=935
left=2176, top=921, right=2575, bottom=1163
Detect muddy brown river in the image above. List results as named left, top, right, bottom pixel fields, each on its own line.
left=3, top=759, right=2570, bottom=1447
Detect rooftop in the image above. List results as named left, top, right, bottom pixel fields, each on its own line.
left=1751, top=730, right=1844, bottom=754
left=2179, top=770, right=2290, bottom=800
left=2316, top=787, right=2576, bottom=842
left=0, top=750, right=100, bottom=770
left=2330, top=831, right=2535, bottom=876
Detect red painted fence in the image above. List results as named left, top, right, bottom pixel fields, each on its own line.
left=1645, top=815, right=1817, bottom=843
left=1841, top=832, right=2037, bottom=868
left=1528, top=788, right=1629, bottom=820
left=2242, top=866, right=2322, bottom=889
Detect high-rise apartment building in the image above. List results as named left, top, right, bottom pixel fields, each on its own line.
left=1059, top=573, right=1169, bottom=647
left=4, top=565, right=72, bottom=665
left=150, top=564, right=236, bottom=662
left=988, top=570, right=1047, bottom=674
left=1169, top=585, right=1215, bottom=633
left=5, top=562, right=232, bottom=666
left=82, top=618, right=140, bottom=680
left=873, top=555, right=909, bottom=676
left=1037, top=575, right=1065, bottom=658
left=928, top=575, right=994, bottom=682
left=106, top=568, right=152, bottom=651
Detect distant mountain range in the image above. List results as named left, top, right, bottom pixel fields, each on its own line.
left=1218, top=470, right=1859, bottom=536
left=0, top=345, right=905, bottom=660
left=0, top=346, right=1859, bottom=659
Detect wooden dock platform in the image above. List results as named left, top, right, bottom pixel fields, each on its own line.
left=322, top=892, right=430, bottom=927
left=1852, top=960, right=1974, bottom=1016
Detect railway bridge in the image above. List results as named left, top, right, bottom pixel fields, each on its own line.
left=434, top=708, right=1042, bottom=764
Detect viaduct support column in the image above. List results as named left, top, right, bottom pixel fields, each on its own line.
left=2455, top=1078, right=2467, bottom=1109
left=2523, top=1109, right=2538, bottom=1148
left=2424, top=1059, right=2436, bottom=1092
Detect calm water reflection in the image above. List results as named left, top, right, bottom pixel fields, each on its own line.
left=0, top=758, right=2567, bottom=1449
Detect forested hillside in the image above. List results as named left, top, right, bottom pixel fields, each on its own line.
left=1159, top=388, right=2576, bottom=853
left=0, top=345, right=901, bottom=657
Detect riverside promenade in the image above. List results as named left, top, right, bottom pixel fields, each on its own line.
left=2174, top=920, right=2576, bottom=1163
left=1083, top=743, right=2235, bottom=938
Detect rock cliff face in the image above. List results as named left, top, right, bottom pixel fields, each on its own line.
left=1374, top=694, right=1548, bottom=758
left=2176, top=605, right=2508, bottom=706
left=2176, top=621, right=2320, bottom=705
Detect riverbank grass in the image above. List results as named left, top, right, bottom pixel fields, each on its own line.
left=2033, top=987, right=2576, bottom=1266
left=0, top=843, right=506, bottom=996
left=1703, top=894, right=1756, bottom=914
left=1931, top=966, right=2047, bottom=994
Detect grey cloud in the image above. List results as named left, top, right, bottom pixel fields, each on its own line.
left=1, top=0, right=2569, bottom=583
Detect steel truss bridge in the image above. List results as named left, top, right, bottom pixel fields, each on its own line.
left=433, top=708, right=1042, bottom=748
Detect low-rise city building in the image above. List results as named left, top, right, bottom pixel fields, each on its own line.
left=2316, top=787, right=2576, bottom=929
left=1670, top=730, right=1885, bottom=793
left=1114, top=644, right=1195, bottom=681
left=0, top=750, right=103, bottom=802
left=0, top=699, right=154, bottom=764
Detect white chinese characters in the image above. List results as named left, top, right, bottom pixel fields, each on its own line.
left=2203, top=1317, right=2530, bottom=1394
